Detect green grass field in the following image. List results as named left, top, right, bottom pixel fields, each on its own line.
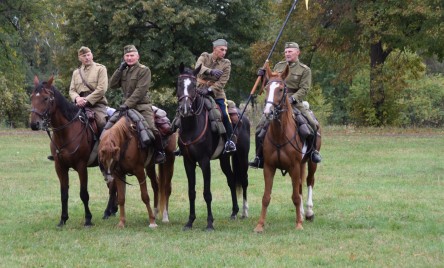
left=0, top=127, right=443, bottom=267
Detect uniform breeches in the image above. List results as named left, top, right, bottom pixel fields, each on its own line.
left=215, top=98, right=233, bottom=137
left=139, top=105, right=159, bottom=135
left=295, top=102, right=318, bottom=131
left=92, top=103, right=107, bottom=128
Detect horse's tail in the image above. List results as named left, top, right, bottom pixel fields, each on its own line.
left=156, top=153, right=174, bottom=222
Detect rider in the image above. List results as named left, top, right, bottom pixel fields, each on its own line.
left=249, top=42, right=322, bottom=168
left=48, top=46, right=108, bottom=161
left=109, top=45, right=166, bottom=164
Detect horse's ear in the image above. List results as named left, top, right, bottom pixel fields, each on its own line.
left=194, top=64, right=202, bottom=76
left=264, top=61, right=272, bottom=80
left=179, top=62, right=185, bottom=74
left=34, top=76, right=39, bottom=88
left=281, top=64, right=290, bottom=80
left=47, top=75, right=54, bottom=88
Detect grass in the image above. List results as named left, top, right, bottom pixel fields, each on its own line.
left=0, top=127, right=443, bottom=267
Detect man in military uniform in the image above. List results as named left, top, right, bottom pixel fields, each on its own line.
left=48, top=46, right=108, bottom=161
left=194, top=38, right=236, bottom=153
left=109, top=45, right=165, bottom=164
left=249, top=42, right=322, bottom=168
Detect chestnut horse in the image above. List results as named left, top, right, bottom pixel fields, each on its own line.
left=30, top=76, right=96, bottom=227
left=176, top=64, right=250, bottom=231
left=254, top=63, right=322, bottom=233
left=102, top=130, right=177, bottom=224
left=99, top=114, right=160, bottom=228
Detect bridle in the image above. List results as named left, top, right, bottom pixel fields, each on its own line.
left=177, top=74, right=204, bottom=117
left=264, top=78, right=289, bottom=121
left=31, top=87, right=89, bottom=158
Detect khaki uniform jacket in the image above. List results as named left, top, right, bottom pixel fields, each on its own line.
left=109, top=62, right=152, bottom=111
left=69, top=62, right=108, bottom=106
left=195, top=52, right=231, bottom=99
left=273, top=60, right=311, bottom=103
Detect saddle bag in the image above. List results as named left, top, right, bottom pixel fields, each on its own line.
left=153, top=106, right=172, bottom=137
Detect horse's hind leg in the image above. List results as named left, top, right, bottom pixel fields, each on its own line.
left=305, top=161, right=317, bottom=221
left=220, top=157, right=239, bottom=220
left=116, top=177, right=127, bottom=228
left=146, top=163, right=159, bottom=218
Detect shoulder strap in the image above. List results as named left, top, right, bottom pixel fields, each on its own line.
left=78, top=67, right=95, bottom=92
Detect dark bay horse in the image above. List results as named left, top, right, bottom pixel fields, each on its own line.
left=176, top=64, right=250, bottom=231
left=30, top=76, right=96, bottom=227
left=254, top=63, right=322, bottom=233
left=99, top=114, right=158, bottom=228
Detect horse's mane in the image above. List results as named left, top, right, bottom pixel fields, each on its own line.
left=106, top=117, right=131, bottom=145
left=35, top=81, right=80, bottom=121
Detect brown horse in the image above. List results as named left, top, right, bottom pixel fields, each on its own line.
left=99, top=114, right=162, bottom=228
left=102, top=118, right=177, bottom=224
left=254, top=63, right=322, bottom=233
left=30, top=76, right=96, bottom=227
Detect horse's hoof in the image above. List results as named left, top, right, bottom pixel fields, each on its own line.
left=254, top=226, right=264, bottom=234
left=57, top=220, right=66, bottom=228
left=84, top=223, right=94, bottom=228
left=305, top=214, right=314, bottom=221
left=296, top=223, right=304, bottom=230
left=182, top=225, right=192, bottom=231
left=205, top=227, right=215, bottom=232
left=162, top=218, right=170, bottom=223
left=241, top=215, right=248, bottom=219
left=149, top=223, right=158, bottom=228
left=230, top=215, right=237, bottom=220
left=117, top=222, right=125, bottom=228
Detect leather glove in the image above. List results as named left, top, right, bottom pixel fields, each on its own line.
left=257, top=68, right=265, bottom=77
left=210, top=69, right=223, bottom=78
left=118, top=104, right=129, bottom=111
left=197, top=88, right=211, bottom=96
left=289, top=96, right=298, bottom=104
left=119, top=61, right=128, bottom=71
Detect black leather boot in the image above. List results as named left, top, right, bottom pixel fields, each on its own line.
left=249, top=133, right=264, bottom=169
left=154, top=133, right=166, bottom=164
left=310, top=131, right=322, bottom=163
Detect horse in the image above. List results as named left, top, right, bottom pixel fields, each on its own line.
left=101, top=115, right=177, bottom=224
left=30, top=76, right=97, bottom=227
left=99, top=114, right=160, bottom=228
left=176, top=63, right=250, bottom=231
left=254, top=63, right=322, bottom=233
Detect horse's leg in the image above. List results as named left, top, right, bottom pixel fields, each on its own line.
left=290, top=164, right=303, bottom=230
left=220, top=156, right=239, bottom=220
left=137, top=168, right=157, bottom=228
left=305, top=161, right=317, bottom=221
left=200, top=158, right=214, bottom=231
left=183, top=158, right=197, bottom=231
left=233, top=151, right=249, bottom=219
left=146, top=163, right=159, bottom=218
left=103, top=180, right=118, bottom=219
left=55, top=165, right=70, bottom=227
left=116, top=176, right=126, bottom=228
left=254, top=164, right=276, bottom=233
left=158, top=158, right=174, bottom=223
left=77, top=166, right=93, bottom=227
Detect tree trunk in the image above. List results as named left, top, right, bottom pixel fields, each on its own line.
left=369, top=40, right=391, bottom=126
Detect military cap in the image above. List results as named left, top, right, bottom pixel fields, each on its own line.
left=78, top=46, right=91, bottom=56
left=285, top=42, right=299, bottom=49
left=213, top=39, right=228, bottom=47
left=124, top=45, right=138, bottom=54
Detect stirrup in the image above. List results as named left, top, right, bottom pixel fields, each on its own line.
left=311, top=150, right=322, bottom=163
left=154, top=151, right=166, bottom=164
left=224, top=140, right=236, bottom=153
left=248, top=156, right=263, bottom=169
left=47, top=155, right=54, bottom=161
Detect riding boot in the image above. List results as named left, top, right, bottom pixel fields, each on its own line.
left=47, top=155, right=54, bottom=161
left=223, top=121, right=236, bottom=153
left=310, top=131, right=322, bottom=163
left=153, top=133, right=166, bottom=164
left=249, top=133, right=264, bottom=169
left=173, top=147, right=181, bottom=156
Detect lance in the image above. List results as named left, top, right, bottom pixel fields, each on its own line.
left=230, top=0, right=306, bottom=141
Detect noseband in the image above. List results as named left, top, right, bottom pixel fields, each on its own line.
left=30, top=89, right=55, bottom=130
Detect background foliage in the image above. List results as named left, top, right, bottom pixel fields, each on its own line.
left=1, top=0, right=443, bottom=128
